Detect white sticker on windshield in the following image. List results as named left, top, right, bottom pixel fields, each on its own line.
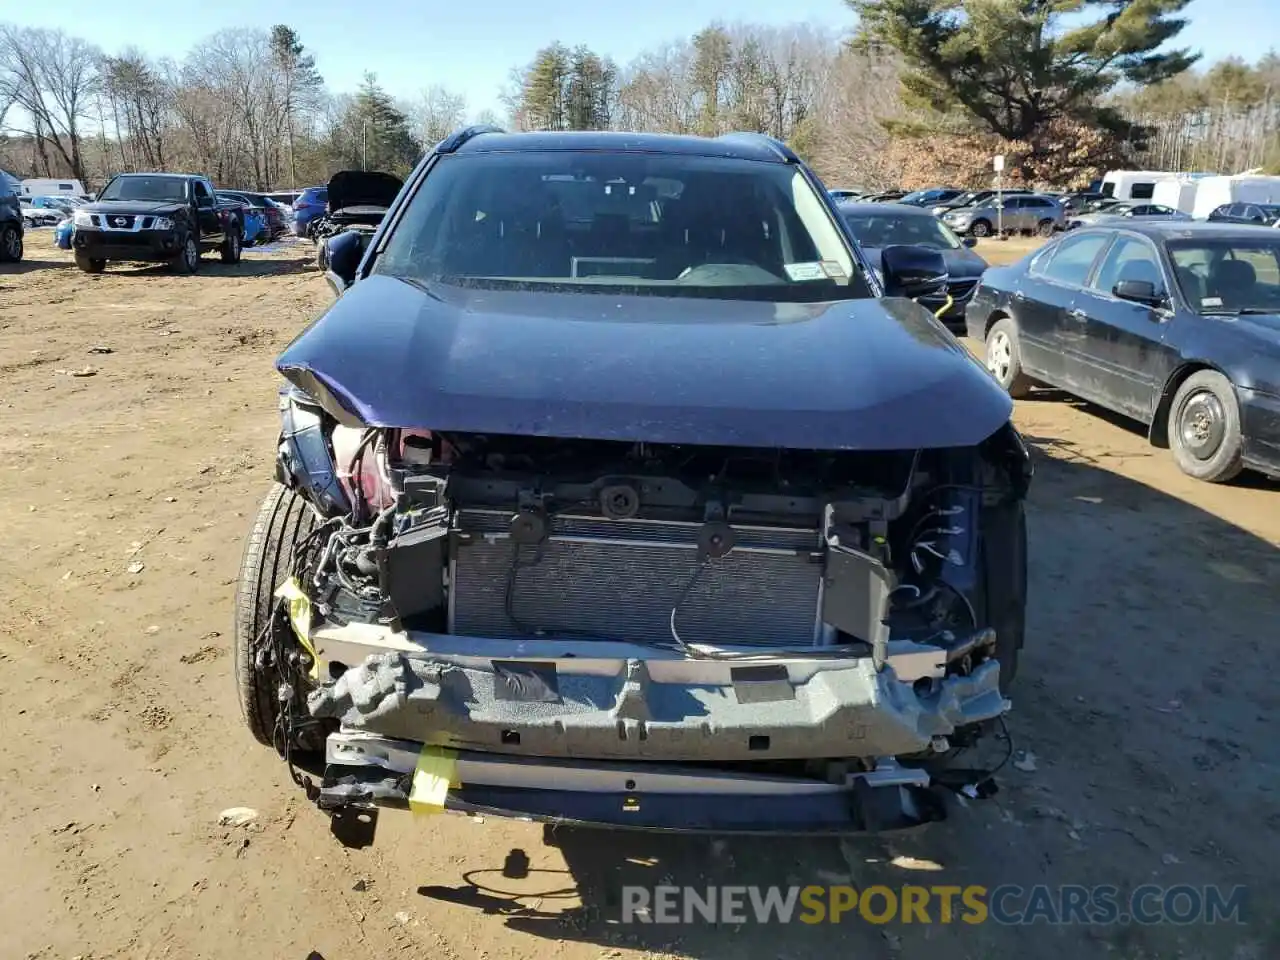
left=820, top=259, right=848, bottom=279
left=785, top=261, right=827, bottom=281
left=1202, top=296, right=1223, bottom=307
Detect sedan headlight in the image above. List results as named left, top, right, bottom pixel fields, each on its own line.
left=73, top=209, right=94, bottom=227
left=152, top=217, right=173, bottom=230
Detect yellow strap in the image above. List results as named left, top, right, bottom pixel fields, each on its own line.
left=274, top=577, right=321, bottom=680
left=934, top=294, right=954, bottom=319
left=408, top=745, right=458, bottom=815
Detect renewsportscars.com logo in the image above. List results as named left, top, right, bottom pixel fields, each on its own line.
left=621, top=884, right=1248, bottom=926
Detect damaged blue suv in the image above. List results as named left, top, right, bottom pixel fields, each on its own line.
left=234, top=128, right=1032, bottom=835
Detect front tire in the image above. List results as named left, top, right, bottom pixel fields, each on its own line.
left=985, top=317, right=1034, bottom=399
left=969, top=219, right=992, bottom=238
left=221, top=229, right=242, bottom=264
left=1, top=223, right=24, bottom=262
left=74, top=251, right=105, bottom=273
left=171, top=233, right=200, bottom=274
left=1168, top=370, right=1244, bottom=483
left=233, top=484, right=322, bottom=748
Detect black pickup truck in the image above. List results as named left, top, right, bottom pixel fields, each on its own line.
left=71, top=173, right=242, bottom=273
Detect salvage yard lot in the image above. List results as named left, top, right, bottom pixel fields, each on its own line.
left=1, top=230, right=1278, bottom=960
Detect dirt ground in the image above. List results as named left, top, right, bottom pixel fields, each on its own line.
left=2, top=230, right=1277, bottom=960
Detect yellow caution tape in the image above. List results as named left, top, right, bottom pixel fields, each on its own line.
left=274, top=577, right=321, bottom=680
left=408, top=745, right=459, bottom=815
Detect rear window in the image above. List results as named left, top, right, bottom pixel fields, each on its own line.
left=1130, top=182, right=1156, bottom=200
left=372, top=151, right=868, bottom=302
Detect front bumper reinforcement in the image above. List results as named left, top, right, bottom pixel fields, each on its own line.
left=318, top=732, right=948, bottom=833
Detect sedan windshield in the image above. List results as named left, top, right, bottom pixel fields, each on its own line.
left=1168, top=238, right=1280, bottom=314
left=98, top=176, right=188, bottom=202
left=843, top=211, right=962, bottom=250
left=373, top=151, right=868, bottom=301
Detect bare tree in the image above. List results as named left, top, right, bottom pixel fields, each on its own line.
left=0, top=25, right=101, bottom=180
left=408, top=84, right=467, bottom=146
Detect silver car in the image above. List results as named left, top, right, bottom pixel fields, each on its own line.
left=1065, top=201, right=1192, bottom=230
left=941, top=194, right=1064, bottom=238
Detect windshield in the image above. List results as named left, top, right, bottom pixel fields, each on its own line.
left=842, top=211, right=962, bottom=250
left=1168, top=238, right=1280, bottom=314
left=372, top=151, right=868, bottom=301
left=98, top=176, right=188, bottom=202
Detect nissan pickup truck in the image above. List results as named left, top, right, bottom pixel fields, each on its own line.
left=72, top=173, right=243, bottom=273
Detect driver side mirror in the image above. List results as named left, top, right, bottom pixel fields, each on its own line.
left=1113, top=279, right=1165, bottom=307
left=324, top=230, right=365, bottom=296
left=962, top=236, right=979, bottom=248
left=880, top=244, right=948, bottom=299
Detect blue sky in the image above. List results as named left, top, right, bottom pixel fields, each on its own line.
left=9, top=0, right=1278, bottom=118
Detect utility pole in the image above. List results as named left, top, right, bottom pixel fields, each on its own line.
left=994, top=154, right=1005, bottom=237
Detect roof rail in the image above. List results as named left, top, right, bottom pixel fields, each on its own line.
left=715, top=131, right=797, bottom=163
left=436, top=125, right=505, bottom=154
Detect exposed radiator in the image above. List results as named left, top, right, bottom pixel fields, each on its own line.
left=448, top=509, right=824, bottom=649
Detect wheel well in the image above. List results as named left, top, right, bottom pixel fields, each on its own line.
left=1148, top=362, right=1228, bottom=449
left=983, top=309, right=1010, bottom=340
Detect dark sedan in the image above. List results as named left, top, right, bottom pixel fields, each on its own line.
left=966, top=221, right=1280, bottom=482
left=1206, top=203, right=1280, bottom=227
left=838, top=201, right=987, bottom=330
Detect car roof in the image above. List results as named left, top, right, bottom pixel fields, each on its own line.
left=450, top=129, right=791, bottom=163
left=113, top=172, right=202, bottom=179
left=1100, top=220, right=1280, bottom=240
left=836, top=201, right=935, bottom=217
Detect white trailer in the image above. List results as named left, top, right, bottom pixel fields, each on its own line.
left=1152, top=177, right=1200, bottom=215
left=1100, top=170, right=1188, bottom=202
left=19, top=177, right=88, bottom=199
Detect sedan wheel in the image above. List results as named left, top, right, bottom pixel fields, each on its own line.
left=984, top=317, right=1033, bottom=398
left=1168, top=370, right=1244, bottom=482
left=969, top=219, right=992, bottom=238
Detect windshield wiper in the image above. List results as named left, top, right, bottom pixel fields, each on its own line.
left=1202, top=307, right=1279, bottom=316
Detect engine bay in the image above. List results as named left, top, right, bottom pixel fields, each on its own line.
left=279, top=417, right=1018, bottom=670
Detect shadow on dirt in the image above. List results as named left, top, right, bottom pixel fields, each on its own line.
left=412, top=437, right=1280, bottom=960
left=0, top=258, right=70, bottom=276
left=1023, top=387, right=1280, bottom=489
left=98, top=256, right=313, bottom=279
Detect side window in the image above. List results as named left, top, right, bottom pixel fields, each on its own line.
left=193, top=180, right=212, bottom=204
left=1093, top=236, right=1166, bottom=298
left=1130, top=182, right=1156, bottom=200
left=1040, top=233, right=1111, bottom=286
left=1128, top=205, right=1151, bottom=216
left=1003, top=197, right=1023, bottom=209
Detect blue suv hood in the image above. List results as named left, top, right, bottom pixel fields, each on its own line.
left=276, top=276, right=1013, bottom=451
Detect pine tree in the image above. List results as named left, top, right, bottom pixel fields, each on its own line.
left=522, top=44, right=571, bottom=130
left=348, top=73, right=420, bottom=175
left=849, top=0, right=1199, bottom=141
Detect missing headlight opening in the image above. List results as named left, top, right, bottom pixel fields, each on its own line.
left=253, top=392, right=1029, bottom=832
